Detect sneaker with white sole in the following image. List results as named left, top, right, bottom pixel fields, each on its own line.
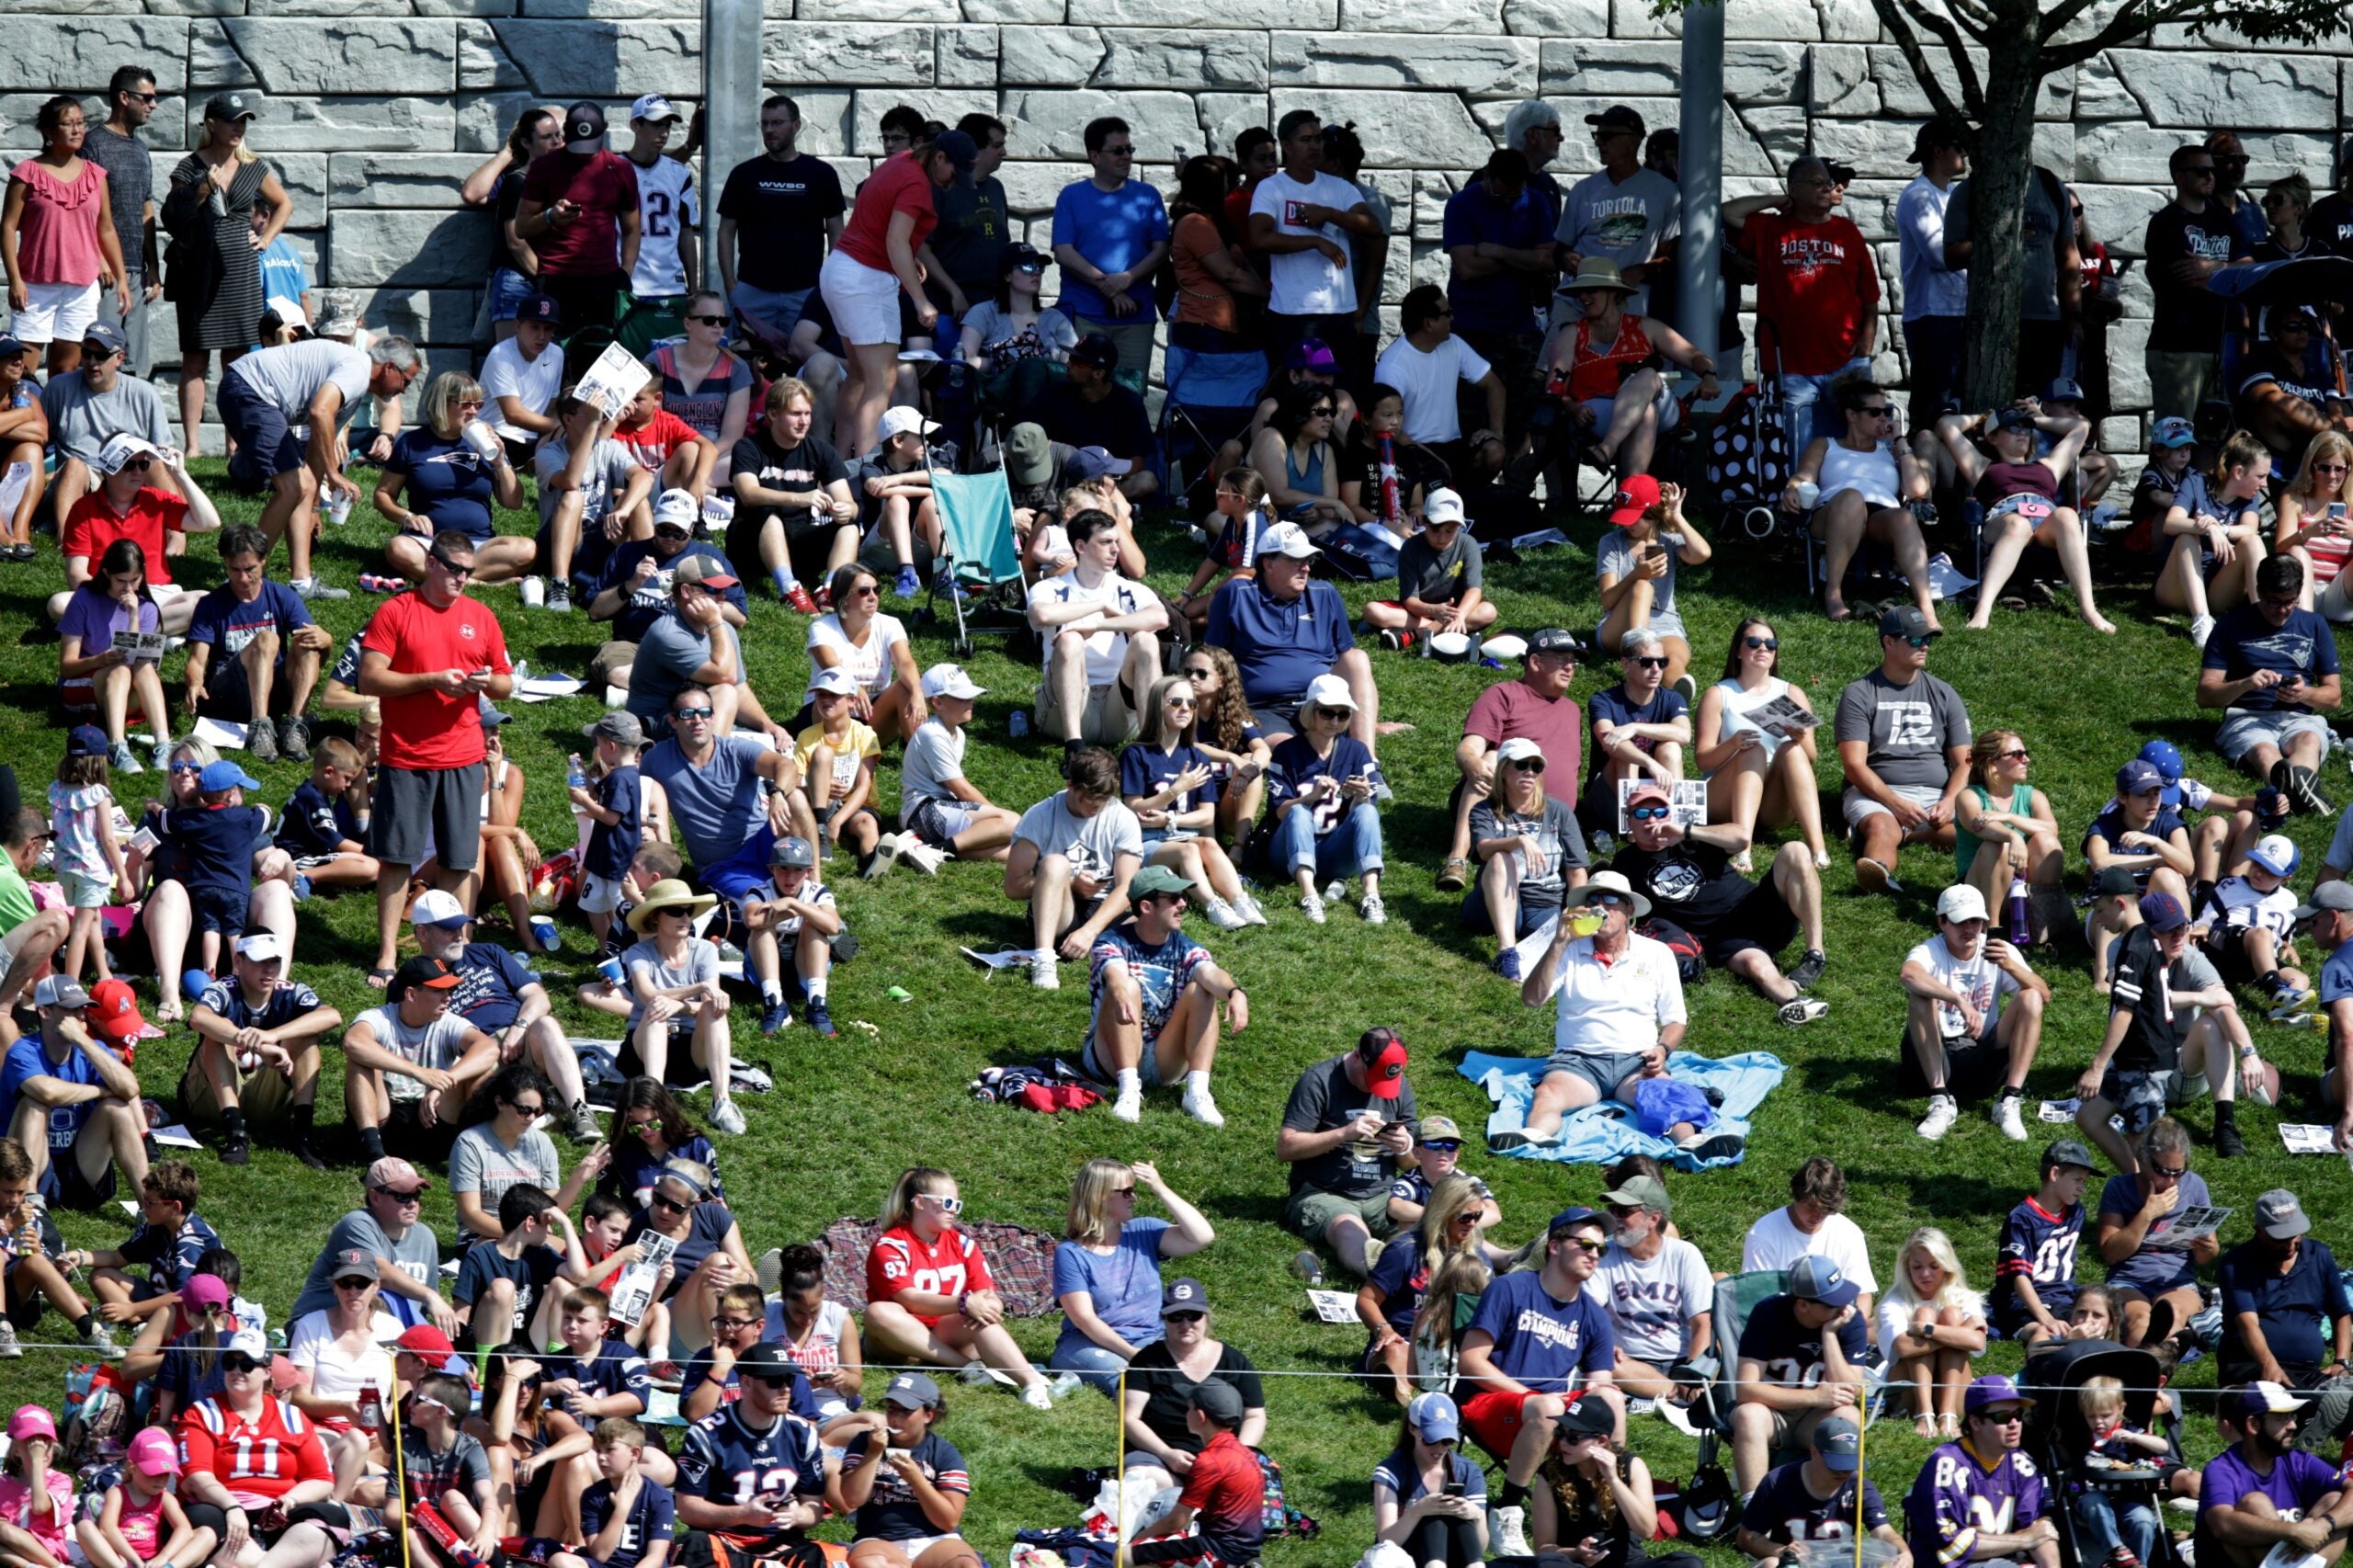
left=1112, top=1084, right=1142, bottom=1123
left=1658, top=1398, right=1701, bottom=1437
left=1300, top=890, right=1326, bottom=924
left=1994, top=1095, right=2029, bottom=1142
left=1491, top=1506, right=1532, bottom=1560
left=1181, top=1084, right=1224, bottom=1128
left=1777, top=996, right=1829, bottom=1025
left=1917, top=1094, right=1959, bottom=1141
left=1030, top=953, right=1060, bottom=990
left=864, top=832, right=907, bottom=879
left=900, top=842, right=947, bottom=875
left=958, top=1359, right=996, bottom=1386
left=1020, top=1382, right=1056, bottom=1410
left=0, top=1323, right=20, bottom=1358
left=1204, top=897, right=1246, bottom=930
left=1236, top=892, right=1269, bottom=926
left=709, top=1098, right=747, bottom=1135
left=1359, top=892, right=1386, bottom=925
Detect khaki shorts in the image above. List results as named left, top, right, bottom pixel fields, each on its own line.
left=1037, top=681, right=1139, bottom=746
left=180, top=1053, right=296, bottom=1126
left=1757, top=1405, right=1834, bottom=1450
left=1285, top=1186, right=1394, bottom=1242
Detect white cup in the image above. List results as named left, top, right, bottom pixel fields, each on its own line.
left=521, top=575, right=546, bottom=608
left=1794, top=481, right=1821, bottom=509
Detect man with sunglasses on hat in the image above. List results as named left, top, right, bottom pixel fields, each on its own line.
left=46, top=431, right=219, bottom=631
left=1460, top=1205, right=1620, bottom=1558
left=2199, top=1382, right=2353, bottom=1568
left=1902, top=1375, right=2057, bottom=1568
left=37, top=322, right=173, bottom=525
left=1612, top=778, right=1829, bottom=1025
left=290, top=1157, right=455, bottom=1334
left=1836, top=605, right=1972, bottom=896
left=1503, top=869, right=1686, bottom=1153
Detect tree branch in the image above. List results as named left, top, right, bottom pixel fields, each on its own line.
left=2037, top=0, right=2206, bottom=68
left=1903, top=0, right=1992, bottom=110
left=1868, top=0, right=1974, bottom=123
left=1944, top=0, right=2003, bottom=41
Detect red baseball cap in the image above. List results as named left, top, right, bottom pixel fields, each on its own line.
left=395, top=1323, right=458, bottom=1361
left=1607, top=473, right=1662, bottom=528
left=86, top=978, right=148, bottom=1044
left=1357, top=1027, right=1409, bottom=1099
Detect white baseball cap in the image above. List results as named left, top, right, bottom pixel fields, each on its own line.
left=1424, top=487, right=1468, bottom=526
left=921, top=664, right=985, bottom=700
left=1259, top=521, right=1321, bottom=559
left=878, top=406, right=941, bottom=442
left=409, top=889, right=472, bottom=929
left=1302, top=672, right=1357, bottom=710
left=630, top=94, right=680, bottom=123
left=1496, top=736, right=1544, bottom=764
left=809, top=665, right=860, bottom=697
left=95, top=433, right=162, bottom=476
left=1936, top=884, right=1989, bottom=924
left=653, top=488, right=699, bottom=528
left=234, top=932, right=285, bottom=963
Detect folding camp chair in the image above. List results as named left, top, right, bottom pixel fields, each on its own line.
left=924, top=466, right=1026, bottom=656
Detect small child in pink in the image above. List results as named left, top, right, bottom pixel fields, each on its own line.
left=0, top=1405, right=73, bottom=1567
left=79, top=1426, right=213, bottom=1568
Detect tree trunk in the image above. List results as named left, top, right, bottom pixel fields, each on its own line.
left=1959, top=38, right=2047, bottom=410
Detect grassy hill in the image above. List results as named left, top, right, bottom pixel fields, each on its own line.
left=5, top=466, right=2337, bottom=1559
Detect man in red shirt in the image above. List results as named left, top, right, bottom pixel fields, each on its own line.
left=176, top=1327, right=345, bottom=1568
left=356, top=531, right=515, bottom=986
left=1725, top=157, right=1880, bottom=459
left=612, top=376, right=718, bottom=507
left=516, top=103, right=642, bottom=378
left=46, top=435, right=223, bottom=632
left=1440, top=628, right=1584, bottom=891
left=1131, top=1380, right=1267, bottom=1566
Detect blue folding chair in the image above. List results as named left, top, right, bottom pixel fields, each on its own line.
left=926, top=466, right=1026, bottom=656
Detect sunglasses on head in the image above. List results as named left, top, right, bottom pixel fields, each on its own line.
left=1744, top=635, right=1778, bottom=651
left=1630, top=804, right=1672, bottom=822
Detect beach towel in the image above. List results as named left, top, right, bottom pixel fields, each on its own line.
left=1460, top=1049, right=1788, bottom=1171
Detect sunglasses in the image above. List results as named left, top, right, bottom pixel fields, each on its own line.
left=625, top=1119, right=661, bottom=1136
left=335, top=1277, right=374, bottom=1291
left=853, top=584, right=881, bottom=597
left=688, top=313, right=728, bottom=325
left=1310, top=406, right=1336, bottom=418
left=169, top=760, right=205, bottom=774
left=674, top=708, right=714, bottom=721
left=1507, top=757, right=1545, bottom=773
left=654, top=525, right=691, bottom=540
left=456, top=397, right=485, bottom=409
left=1110, top=1185, right=1137, bottom=1195
left=128, top=92, right=159, bottom=104
left=1589, top=892, right=1629, bottom=907
left=1630, top=805, right=1672, bottom=822
left=506, top=1101, right=545, bottom=1117
left=649, top=1194, right=690, bottom=1213
left=1183, top=667, right=1214, bottom=679
left=1858, top=406, right=1893, bottom=418
left=1165, top=1311, right=1206, bottom=1324
left=921, top=1194, right=965, bottom=1215
left=222, top=1356, right=264, bottom=1375
left=2314, top=461, right=2349, bottom=473
left=1419, top=1140, right=1461, bottom=1153
left=1312, top=706, right=1353, bottom=720
left=120, top=456, right=153, bottom=472
left=429, top=554, right=473, bottom=578
left=2149, top=1162, right=2188, bottom=1179
left=378, top=1187, right=426, bottom=1202
left=1743, top=636, right=1778, bottom=651
left=1632, top=656, right=1669, bottom=669
left=1165, top=695, right=1195, bottom=707
left=2000, top=749, right=2030, bottom=761
left=1903, top=634, right=1938, bottom=649
left=1556, top=1235, right=1606, bottom=1254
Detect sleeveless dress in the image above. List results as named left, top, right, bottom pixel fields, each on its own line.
left=168, top=154, right=269, bottom=352
left=1817, top=441, right=1900, bottom=508
left=1705, top=675, right=1795, bottom=774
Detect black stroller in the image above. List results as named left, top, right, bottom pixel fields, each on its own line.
left=2021, top=1340, right=2188, bottom=1568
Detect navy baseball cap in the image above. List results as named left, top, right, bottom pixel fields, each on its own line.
left=515, top=295, right=562, bottom=325
left=80, top=322, right=128, bottom=357
left=1813, top=1415, right=1861, bottom=1471
left=2117, top=759, right=2165, bottom=796
left=2138, top=891, right=2188, bottom=932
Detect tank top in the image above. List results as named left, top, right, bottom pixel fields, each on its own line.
left=1711, top=676, right=1794, bottom=766
left=1540, top=1452, right=1639, bottom=1568
left=1568, top=312, right=1655, bottom=403
left=1979, top=459, right=2059, bottom=506
left=1284, top=439, right=1328, bottom=498
left=116, top=1487, right=168, bottom=1556
left=1955, top=782, right=2034, bottom=879
left=2295, top=497, right=2353, bottom=587
left=1816, top=440, right=1899, bottom=507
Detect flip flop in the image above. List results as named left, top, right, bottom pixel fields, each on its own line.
left=366, top=967, right=396, bottom=990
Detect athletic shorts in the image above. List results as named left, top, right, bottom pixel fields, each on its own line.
left=907, top=798, right=980, bottom=850
left=1543, top=1047, right=1652, bottom=1098
left=1896, top=1028, right=2008, bottom=1097
left=1693, top=881, right=1800, bottom=966
left=369, top=762, right=485, bottom=871
left=1843, top=782, right=1947, bottom=832
left=697, top=824, right=779, bottom=915
left=2215, top=710, right=2332, bottom=765
left=579, top=872, right=627, bottom=915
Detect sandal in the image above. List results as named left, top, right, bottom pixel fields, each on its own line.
left=1437, top=858, right=1471, bottom=892
left=366, top=966, right=396, bottom=990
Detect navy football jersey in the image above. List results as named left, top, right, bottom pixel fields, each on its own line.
left=1741, top=1460, right=1890, bottom=1544
left=1737, top=1295, right=1867, bottom=1388
left=1992, top=1198, right=2082, bottom=1330
left=548, top=1340, right=653, bottom=1406
left=676, top=1405, right=825, bottom=1512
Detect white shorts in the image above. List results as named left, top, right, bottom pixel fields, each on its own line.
left=578, top=872, right=626, bottom=915
left=820, top=250, right=903, bottom=347
left=853, top=1537, right=961, bottom=1562
left=1843, top=782, right=1946, bottom=831
left=12, top=279, right=100, bottom=346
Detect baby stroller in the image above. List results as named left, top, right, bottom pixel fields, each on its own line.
left=2021, top=1339, right=2187, bottom=1568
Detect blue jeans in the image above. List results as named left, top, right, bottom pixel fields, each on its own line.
left=1271, top=801, right=1383, bottom=881
left=2072, top=1489, right=2157, bottom=1563
left=733, top=282, right=814, bottom=345
left=1048, top=1340, right=1134, bottom=1394
left=1780, top=357, right=1872, bottom=457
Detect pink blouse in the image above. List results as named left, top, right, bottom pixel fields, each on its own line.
left=9, top=159, right=109, bottom=287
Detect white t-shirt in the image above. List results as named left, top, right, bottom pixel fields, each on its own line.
left=1013, top=791, right=1144, bottom=882
left=901, top=718, right=968, bottom=821
left=1875, top=1291, right=1985, bottom=1363
left=1740, top=1206, right=1881, bottom=1295
left=803, top=612, right=907, bottom=706
left=353, top=1006, right=477, bottom=1104
left=628, top=154, right=700, bottom=300
left=1545, top=932, right=1686, bottom=1060
left=1373, top=335, right=1494, bottom=445
left=1250, top=170, right=1363, bottom=318
left=287, top=1307, right=402, bottom=1408
left=1585, top=1236, right=1712, bottom=1365
left=1029, top=567, right=1152, bottom=687
left=481, top=336, right=564, bottom=443
left=1902, top=933, right=2021, bottom=1040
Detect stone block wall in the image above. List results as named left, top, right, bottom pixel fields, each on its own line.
left=4, top=4, right=2347, bottom=453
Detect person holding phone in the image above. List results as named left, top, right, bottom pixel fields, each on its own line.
left=1372, top=1392, right=1489, bottom=1568
left=1261, top=673, right=1387, bottom=926
left=2199, top=551, right=2341, bottom=817
left=2275, top=431, right=2353, bottom=619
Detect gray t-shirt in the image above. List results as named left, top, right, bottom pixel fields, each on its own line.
left=1559, top=168, right=1681, bottom=315
left=1586, top=1236, right=1712, bottom=1365
left=901, top=718, right=967, bottom=821
left=227, top=340, right=372, bottom=423
left=1396, top=528, right=1483, bottom=608
left=536, top=436, right=639, bottom=528
left=79, top=125, right=150, bottom=277
left=1834, top=669, right=1972, bottom=792
left=1944, top=168, right=2072, bottom=323
left=628, top=613, right=734, bottom=725
left=40, top=372, right=172, bottom=465
left=449, top=1122, right=560, bottom=1243
left=622, top=936, right=718, bottom=1028
left=1014, top=791, right=1143, bottom=881
left=1467, top=797, right=1589, bottom=912
left=1596, top=528, right=1687, bottom=631
left=290, top=1208, right=443, bottom=1323
left=642, top=735, right=767, bottom=867
left=961, top=301, right=1077, bottom=362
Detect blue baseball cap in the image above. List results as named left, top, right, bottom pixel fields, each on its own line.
left=1964, top=1374, right=2035, bottom=1417
left=198, top=760, right=260, bottom=792
left=1408, top=1392, right=1460, bottom=1442
left=2138, top=891, right=2188, bottom=932
left=2248, top=834, right=2301, bottom=878
left=515, top=295, right=562, bottom=326
left=2116, top=759, right=2165, bottom=797
left=2137, top=739, right=2183, bottom=782
left=1546, top=1206, right=1607, bottom=1237
left=1788, top=1256, right=1859, bottom=1308
left=2045, top=377, right=2086, bottom=403
left=66, top=724, right=109, bottom=758
left=2151, top=415, right=2197, bottom=449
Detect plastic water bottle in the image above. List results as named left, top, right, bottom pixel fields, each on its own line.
left=1007, top=710, right=1029, bottom=738
left=2006, top=876, right=2030, bottom=947
left=566, top=753, right=587, bottom=790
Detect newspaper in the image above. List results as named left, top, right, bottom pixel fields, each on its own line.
left=2148, top=1205, right=2231, bottom=1251
left=2279, top=1123, right=2341, bottom=1154
left=1306, top=1289, right=1358, bottom=1325
left=117, top=631, right=168, bottom=665
left=608, top=1229, right=676, bottom=1326
left=1745, top=694, right=1820, bottom=736
left=1616, top=777, right=1708, bottom=832
left=574, top=344, right=654, bottom=419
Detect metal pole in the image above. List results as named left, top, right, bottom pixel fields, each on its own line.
left=701, top=0, right=762, bottom=297
left=1677, top=0, right=1726, bottom=383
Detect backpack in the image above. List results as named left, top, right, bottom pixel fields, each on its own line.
left=160, top=176, right=223, bottom=310
left=1654, top=1430, right=1737, bottom=1540
left=1637, top=916, right=1707, bottom=983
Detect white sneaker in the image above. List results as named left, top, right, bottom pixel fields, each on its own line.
left=1029, top=953, right=1060, bottom=990
left=1994, top=1095, right=2029, bottom=1142
left=864, top=832, right=906, bottom=879
left=2191, top=612, right=2215, bottom=650
left=292, top=577, right=351, bottom=601
left=1182, top=1084, right=1224, bottom=1128
left=900, top=842, right=947, bottom=876
left=709, top=1098, right=747, bottom=1135
left=1658, top=1398, right=1701, bottom=1437
left=1300, top=890, right=1326, bottom=924
left=1491, top=1505, right=1532, bottom=1560
left=1916, top=1095, right=1959, bottom=1141
left=1359, top=892, right=1386, bottom=925
left=958, top=1359, right=995, bottom=1386
left=1237, top=892, right=1269, bottom=926
left=1020, top=1382, right=1056, bottom=1410
left=1112, top=1084, right=1142, bottom=1123
left=1204, top=897, right=1246, bottom=930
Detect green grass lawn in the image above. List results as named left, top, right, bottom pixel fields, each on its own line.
left=4, top=466, right=2340, bottom=1558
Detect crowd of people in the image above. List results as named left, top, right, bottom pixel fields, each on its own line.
left=4, top=54, right=2353, bottom=1568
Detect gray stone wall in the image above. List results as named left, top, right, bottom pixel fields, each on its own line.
left=5, top=5, right=2347, bottom=454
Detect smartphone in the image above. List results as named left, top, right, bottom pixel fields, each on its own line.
left=2330, top=502, right=2347, bottom=525
left=1644, top=543, right=1667, bottom=561
left=1442, top=1479, right=1466, bottom=1497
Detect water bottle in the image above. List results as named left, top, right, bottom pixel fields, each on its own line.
left=1007, top=710, right=1029, bottom=738
left=566, top=753, right=588, bottom=790
left=2006, top=876, right=2030, bottom=947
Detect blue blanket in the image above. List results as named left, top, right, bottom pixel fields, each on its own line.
left=1460, top=1050, right=1788, bottom=1171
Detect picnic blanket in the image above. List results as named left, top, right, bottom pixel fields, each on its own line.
left=1460, top=1049, right=1788, bottom=1172
left=819, top=1216, right=1061, bottom=1316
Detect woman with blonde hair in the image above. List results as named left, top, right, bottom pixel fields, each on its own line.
left=1121, top=673, right=1264, bottom=927
left=1466, top=733, right=1587, bottom=979
left=1358, top=1176, right=1495, bottom=1407
left=375, top=372, right=534, bottom=585
left=2274, top=429, right=2353, bottom=618
left=1049, top=1159, right=1215, bottom=1392
left=2158, top=428, right=2271, bottom=645
left=1694, top=618, right=1827, bottom=873
left=165, top=97, right=292, bottom=455
left=1952, top=728, right=2063, bottom=937
left=1877, top=1225, right=1985, bottom=1438
left=864, top=1167, right=1055, bottom=1408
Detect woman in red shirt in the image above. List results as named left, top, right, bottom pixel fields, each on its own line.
left=1540, top=259, right=1717, bottom=480
left=862, top=1166, right=1056, bottom=1410
left=176, top=1331, right=342, bottom=1568
left=821, top=132, right=974, bottom=463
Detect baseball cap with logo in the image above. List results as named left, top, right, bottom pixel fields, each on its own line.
left=1586, top=104, right=1646, bottom=135
left=1964, top=1373, right=2035, bottom=1417
left=33, top=976, right=88, bottom=1010
left=409, top=889, right=472, bottom=929
left=1129, top=865, right=1195, bottom=900
left=1408, top=1391, right=1460, bottom=1441
left=332, top=1249, right=380, bottom=1283
left=808, top=665, right=861, bottom=698
left=1608, top=473, right=1662, bottom=528
left=2151, top=415, right=2197, bottom=449
left=1287, top=338, right=1339, bottom=374
left=1879, top=604, right=1936, bottom=640
left=1788, top=1256, right=1859, bottom=1308
left=86, top=979, right=147, bottom=1044
left=563, top=102, right=607, bottom=150
left=2248, top=835, right=2301, bottom=877
left=392, top=955, right=463, bottom=998
left=1554, top=1392, right=1616, bottom=1437
left=1625, top=778, right=1672, bottom=810
left=67, top=724, right=109, bottom=758
left=2255, top=1188, right=2311, bottom=1239
left=2138, top=891, right=2188, bottom=932
left=515, top=295, right=562, bottom=326
left=2230, top=1381, right=2308, bottom=1420
left=236, top=932, right=286, bottom=965
left=80, top=322, right=128, bottom=358
left=203, top=94, right=258, bottom=123
left=1258, top=521, right=1321, bottom=559
left=199, top=760, right=260, bottom=793
left=885, top=1371, right=942, bottom=1408
left=366, top=1155, right=430, bottom=1192
left=1496, top=737, right=1545, bottom=766
left=1600, top=1174, right=1671, bottom=1217
left=675, top=555, right=739, bottom=591
left=653, top=488, right=699, bottom=529
left=1357, top=1027, right=1408, bottom=1098
left=1071, top=335, right=1119, bottom=370
left=768, top=835, right=818, bottom=870
left=1425, top=487, right=1468, bottom=527
left=1937, top=884, right=1990, bottom=924
left=1813, top=1414, right=1862, bottom=1471
left=631, top=93, right=680, bottom=123
left=1161, top=1278, right=1211, bottom=1315
left=2117, top=759, right=2165, bottom=796
left=1529, top=628, right=1581, bottom=658
left=1417, top=1115, right=1461, bottom=1143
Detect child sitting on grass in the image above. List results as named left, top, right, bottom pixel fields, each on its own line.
left=553, top=1418, right=674, bottom=1568
left=86, top=1158, right=220, bottom=1333
left=275, top=736, right=379, bottom=894
left=75, top=1427, right=212, bottom=1568
left=578, top=841, right=684, bottom=1017
left=577, top=1194, right=675, bottom=1360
